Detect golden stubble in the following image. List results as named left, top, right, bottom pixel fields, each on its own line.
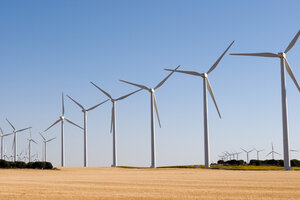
left=0, top=167, right=300, bottom=200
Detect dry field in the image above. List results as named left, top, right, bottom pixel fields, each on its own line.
left=0, top=167, right=300, bottom=200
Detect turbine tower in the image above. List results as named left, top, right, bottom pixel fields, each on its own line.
left=266, top=143, right=280, bottom=160
left=254, top=149, right=264, bottom=160
left=231, top=30, right=300, bottom=170
left=39, top=133, right=56, bottom=162
left=165, top=41, right=234, bottom=168
left=44, top=93, right=83, bottom=167
left=27, top=128, right=38, bottom=163
left=241, top=148, right=254, bottom=163
left=0, top=128, right=12, bottom=160
left=90, top=82, right=142, bottom=167
left=120, top=65, right=180, bottom=168
left=67, top=95, right=109, bottom=167
left=6, top=119, right=31, bottom=162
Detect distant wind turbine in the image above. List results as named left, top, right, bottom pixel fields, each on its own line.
left=165, top=41, right=234, bottom=168
left=0, top=128, right=13, bottom=160
left=266, top=143, right=280, bottom=160
left=120, top=65, right=180, bottom=168
left=67, top=94, right=109, bottom=167
left=27, top=128, right=38, bottom=163
left=254, top=149, right=264, bottom=160
left=44, top=93, right=83, bottom=167
left=39, top=133, right=56, bottom=162
left=231, top=30, right=300, bottom=170
left=6, top=119, right=31, bottom=162
left=241, top=148, right=254, bottom=163
left=90, top=82, right=142, bottom=167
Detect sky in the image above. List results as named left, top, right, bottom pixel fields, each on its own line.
left=1, top=0, right=300, bottom=167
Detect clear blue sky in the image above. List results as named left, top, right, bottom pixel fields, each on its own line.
left=1, top=0, right=300, bottom=166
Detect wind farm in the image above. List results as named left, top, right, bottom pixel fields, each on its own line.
left=1, top=1, right=300, bottom=199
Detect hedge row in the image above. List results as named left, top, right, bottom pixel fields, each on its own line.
left=217, top=159, right=300, bottom=167
left=0, top=160, right=53, bottom=169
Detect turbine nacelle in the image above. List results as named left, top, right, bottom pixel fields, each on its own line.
left=60, top=116, right=65, bottom=120
left=150, top=88, right=155, bottom=93
left=278, top=52, right=286, bottom=58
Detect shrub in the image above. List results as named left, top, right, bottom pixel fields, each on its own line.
left=217, top=160, right=224, bottom=165
left=291, top=159, right=300, bottom=167
left=8, top=161, right=16, bottom=168
left=44, top=162, right=53, bottom=169
left=15, top=161, right=26, bottom=168
left=26, top=162, right=33, bottom=168
left=31, top=162, right=46, bottom=169
left=0, top=159, right=10, bottom=168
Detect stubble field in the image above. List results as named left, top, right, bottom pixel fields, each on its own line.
left=0, top=167, right=300, bottom=200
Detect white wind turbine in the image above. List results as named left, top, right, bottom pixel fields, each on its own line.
left=235, top=151, right=243, bottom=160
left=27, top=128, right=38, bottom=163
left=254, top=149, right=264, bottom=160
left=165, top=41, right=235, bottom=168
left=120, top=65, right=180, bottom=168
left=66, top=95, right=109, bottom=167
left=44, top=93, right=83, bottom=167
left=0, top=128, right=13, bottom=160
left=266, top=143, right=280, bottom=160
left=231, top=30, right=300, bottom=170
left=39, top=133, right=56, bottom=162
left=90, top=82, right=142, bottom=167
left=6, top=119, right=31, bottom=162
left=241, top=148, right=254, bottom=163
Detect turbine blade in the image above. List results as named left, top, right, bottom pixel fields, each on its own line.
left=249, top=148, right=255, bottom=153
left=3, top=133, right=13, bottom=137
left=119, top=80, right=150, bottom=90
left=206, top=77, right=221, bottom=118
left=90, top=82, right=113, bottom=100
left=110, top=106, right=114, bottom=133
left=32, top=139, right=38, bottom=144
left=64, top=118, right=83, bottom=130
left=46, top=137, right=56, bottom=143
left=39, top=133, right=46, bottom=141
left=0, top=127, right=3, bottom=134
left=207, top=41, right=235, bottom=74
left=241, top=148, right=247, bottom=152
left=44, top=119, right=61, bottom=132
left=285, top=30, right=300, bottom=54
left=265, top=152, right=272, bottom=157
left=164, top=69, right=203, bottom=77
left=16, top=127, right=32, bottom=133
left=274, top=151, right=281, bottom=155
left=62, top=93, right=65, bottom=116
left=67, top=95, right=85, bottom=110
left=230, top=52, right=278, bottom=57
left=153, top=93, right=161, bottom=128
left=284, top=58, right=300, bottom=92
left=115, top=89, right=142, bottom=101
left=6, top=119, right=16, bottom=130
left=86, top=99, right=109, bottom=112
left=154, top=65, right=181, bottom=90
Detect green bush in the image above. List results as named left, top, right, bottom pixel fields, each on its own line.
left=31, top=162, right=46, bottom=169
left=8, top=161, right=16, bottom=168
left=15, top=161, right=26, bottom=168
left=0, top=159, right=10, bottom=168
left=44, top=162, right=53, bottom=169
left=26, top=162, right=33, bottom=168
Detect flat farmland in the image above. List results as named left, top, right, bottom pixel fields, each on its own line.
left=0, top=167, right=300, bottom=200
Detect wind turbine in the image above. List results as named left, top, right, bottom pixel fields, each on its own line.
left=165, top=41, right=234, bottom=168
left=254, top=149, right=264, bottom=160
left=39, top=133, right=56, bottom=162
left=235, top=152, right=243, bottom=160
left=27, top=128, right=38, bottom=163
left=266, top=143, right=280, bottom=160
left=66, top=95, right=109, bottom=167
left=6, top=119, right=31, bottom=162
left=120, top=65, right=180, bottom=168
left=44, top=93, right=83, bottom=167
left=241, top=148, right=254, bottom=163
left=90, top=82, right=142, bottom=167
left=231, top=30, right=300, bottom=170
left=0, top=128, right=13, bottom=160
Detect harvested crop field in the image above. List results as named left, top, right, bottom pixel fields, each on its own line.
left=0, top=167, right=300, bottom=200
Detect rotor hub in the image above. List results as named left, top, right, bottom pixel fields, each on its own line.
left=150, top=88, right=155, bottom=93
left=203, top=73, right=208, bottom=78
